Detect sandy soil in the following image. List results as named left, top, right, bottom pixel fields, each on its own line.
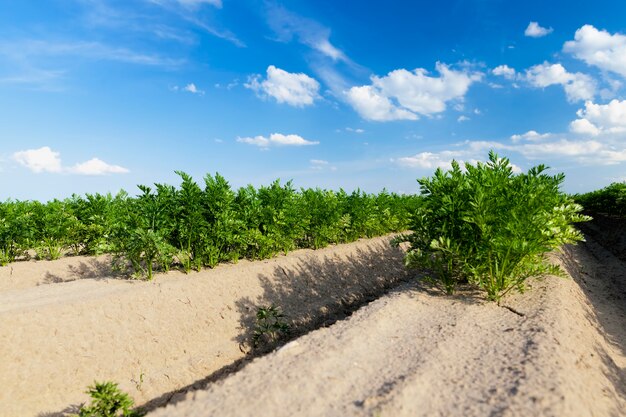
left=0, top=236, right=414, bottom=417
left=148, top=227, right=626, bottom=417
left=1, top=223, right=625, bottom=417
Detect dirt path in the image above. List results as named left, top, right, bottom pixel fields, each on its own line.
left=148, top=232, right=626, bottom=417
left=0, top=236, right=413, bottom=417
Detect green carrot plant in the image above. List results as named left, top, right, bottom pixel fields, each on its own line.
left=397, top=151, right=590, bottom=301
left=252, top=304, right=291, bottom=347
left=75, top=381, right=142, bottom=417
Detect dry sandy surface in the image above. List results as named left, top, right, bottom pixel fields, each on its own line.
left=0, top=236, right=415, bottom=417
left=149, top=223, right=626, bottom=417
left=1, top=222, right=625, bottom=417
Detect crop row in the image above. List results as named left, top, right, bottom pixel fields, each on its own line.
left=0, top=172, right=420, bottom=278
left=573, top=181, right=626, bottom=217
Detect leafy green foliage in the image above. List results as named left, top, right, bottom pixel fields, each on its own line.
left=0, top=172, right=419, bottom=278
left=75, top=381, right=142, bottom=417
left=0, top=200, right=35, bottom=265
left=65, top=193, right=120, bottom=256
left=574, top=181, right=626, bottom=217
left=252, top=304, right=290, bottom=347
left=400, top=151, right=589, bottom=301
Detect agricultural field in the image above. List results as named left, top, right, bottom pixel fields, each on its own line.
left=4, top=0, right=626, bottom=415
left=1, top=155, right=624, bottom=416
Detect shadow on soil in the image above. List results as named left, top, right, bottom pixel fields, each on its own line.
left=39, top=237, right=482, bottom=417
left=133, top=239, right=422, bottom=415
left=142, top=238, right=428, bottom=416
left=561, top=215, right=626, bottom=401
left=43, top=257, right=123, bottom=284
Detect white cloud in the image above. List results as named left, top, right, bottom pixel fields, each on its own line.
left=0, top=39, right=184, bottom=67
left=310, top=159, right=329, bottom=165
left=570, top=99, right=626, bottom=136
left=564, top=25, right=626, bottom=78
left=12, top=146, right=62, bottom=173
left=182, top=83, right=204, bottom=95
left=266, top=5, right=348, bottom=62
left=345, top=85, right=418, bottom=121
left=525, top=22, right=553, bottom=38
left=245, top=66, right=320, bottom=107
left=513, top=139, right=626, bottom=164
left=480, top=133, right=626, bottom=166
left=346, top=63, right=481, bottom=121
left=395, top=151, right=463, bottom=169
left=69, top=158, right=130, bottom=175
left=237, top=133, right=319, bottom=148
left=492, top=65, right=517, bottom=80
left=510, top=130, right=552, bottom=142
left=600, top=78, right=623, bottom=100
left=569, top=118, right=601, bottom=136
left=12, top=147, right=129, bottom=175
left=237, top=136, right=270, bottom=147
left=525, top=62, right=596, bottom=102
left=395, top=150, right=523, bottom=173
left=457, top=115, right=470, bottom=122
left=309, top=159, right=337, bottom=171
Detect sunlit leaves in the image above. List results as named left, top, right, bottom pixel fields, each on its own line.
left=402, top=151, right=589, bottom=301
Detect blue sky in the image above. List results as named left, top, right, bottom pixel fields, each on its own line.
left=1, top=0, right=626, bottom=201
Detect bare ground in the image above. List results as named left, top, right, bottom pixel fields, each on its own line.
left=0, top=236, right=415, bottom=417
left=1, top=224, right=625, bottom=417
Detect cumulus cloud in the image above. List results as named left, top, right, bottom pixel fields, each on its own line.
left=514, top=139, right=626, bottom=164
left=69, top=158, right=130, bottom=175
left=345, top=85, right=418, bottom=122
left=246, top=66, right=320, bottom=107
left=237, top=133, right=319, bottom=148
left=569, top=99, right=626, bottom=136
left=395, top=150, right=522, bottom=173
left=564, top=25, right=626, bottom=78
left=395, top=151, right=463, bottom=170
left=12, top=147, right=129, bottom=175
left=569, top=118, right=601, bottom=136
left=346, top=63, right=481, bottom=121
left=510, top=130, right=552, bottom=142
left=482, top=128, right=626, bottom=165
left=525, top=22, right=553, bottom=38
left=12, top=146, right=62, bottom=173
left=525, top=62, right=596, bottom=102
left=492, top=65, right=517, bottom=80
left=457, top=115, right=470, bottom=122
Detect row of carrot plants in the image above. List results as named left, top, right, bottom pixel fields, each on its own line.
left=0, top=172, right=420, bottom=278
left=573, top=181, right=626, bottom=217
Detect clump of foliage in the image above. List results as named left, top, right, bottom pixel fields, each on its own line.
left=574, top=181, right=626, bottom=217
left=0, top=200, right=35, bottom=265
left=398, top=151, right=589, bottom=301
left=75, top=381, right=142, bottom=417
left=252, top=304, right=291, bottom=347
